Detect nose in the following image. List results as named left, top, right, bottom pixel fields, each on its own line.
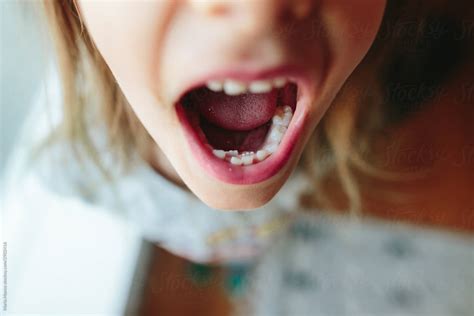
left=189, top=0, right=314, bottom=36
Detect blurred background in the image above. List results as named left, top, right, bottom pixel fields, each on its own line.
left=1, top=4, right=145, bottom=314
left=1, top=1, right=473, bottom=315
left=1, top=0, right=49, bottom=179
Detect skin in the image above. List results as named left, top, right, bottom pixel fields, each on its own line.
left=78, top=0, right=387, bottom=210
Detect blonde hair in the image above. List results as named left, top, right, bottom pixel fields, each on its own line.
left=40, top=0, right=468, bottom=213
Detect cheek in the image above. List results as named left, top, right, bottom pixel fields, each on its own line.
left=79, top=1, right=184, bottom=163
left=79, top=0, right=181, bottom=149
left=321, top=0, right=386, bottom=64
left=301, top=0, right=386, bottom=133
left=78, top=1, right=169, bottom=92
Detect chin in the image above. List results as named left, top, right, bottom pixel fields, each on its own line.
left=178, top=146, right=300, bottom=211
left=194, top=183, right=283, bottom=211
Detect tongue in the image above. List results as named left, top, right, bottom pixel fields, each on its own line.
left=201, top=121, right=271, bottom=152
left=189, top=88, right=278, bottom=131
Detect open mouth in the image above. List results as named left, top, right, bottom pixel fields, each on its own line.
left=176, top=70, right=309, bottom=184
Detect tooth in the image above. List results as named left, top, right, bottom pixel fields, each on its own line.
left=283, top=106, right=292, bottom=113
left=276, top=125, right=287, bottom=134
left=223, top=80, right=247, bottom=95
left=269, top=128, right=284, bottom=142
left=212, top=149, right=226, bottom=159
left=230, top=157, right=243, bottom=165
left=273, top=77, right=287, bottom=88
left=207, top=80, right=223, bottom=92
left=249, top=80, right=272, bottom=93
left=281, top=113, right=292, bottom=126
left=256, top=150, right=269, bottom=161
left=227, top=150, right=238, bottom=156
left=264, top=144, right=278, bottom=154
left=272, top=116, right=284, bottom=125
left=241, top=155, right=254, bottom=165
left=275, top=107, right=285, bottom=116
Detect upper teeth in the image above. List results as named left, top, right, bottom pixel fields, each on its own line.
left=249, top=80, right=272, bottom=93
left=223, top=80, right=247, bottom=95
left=206, top=77, right=287, bottom=95
left=206, top=80, right=223, bottom=92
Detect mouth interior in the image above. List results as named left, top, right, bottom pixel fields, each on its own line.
left=180, top=83, right=297, bottom=153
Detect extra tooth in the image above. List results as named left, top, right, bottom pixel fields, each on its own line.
left=212, top=149, right=226, bottom=159
left=249, top=80, right=273, bottom=93
left=264, top=144, right=278, bottom=154
left=283, top=106, right=292, bottom=113
left=281, top=114, right=291, bottom=126
left=256, top=150, right=269, bottom=161
left=227, top=150, right=238, bottom=156
left=273, top=77, right=287, bottom=88
left=207, top=80, right=223, bottom=92
left=230, top=157, right=243, bottom=165
left=241, top=155, right=254, bottom=165
left=223, top=80, right=247, bottom=95
left=277, top=108, right=286, bottom=116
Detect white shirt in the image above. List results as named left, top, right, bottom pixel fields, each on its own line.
left=246, top=213, right=474, bottom=316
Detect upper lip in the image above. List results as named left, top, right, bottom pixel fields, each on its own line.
left=173, top=64, right=311, bottom=103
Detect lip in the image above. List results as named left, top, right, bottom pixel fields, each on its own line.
left=175, top=65, right=314, bottom=185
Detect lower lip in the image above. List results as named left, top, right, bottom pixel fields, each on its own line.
left=176, top=92, right=309, bottom=185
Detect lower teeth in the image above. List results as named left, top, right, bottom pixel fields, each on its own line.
left=211, top=105, right=293, bottom=165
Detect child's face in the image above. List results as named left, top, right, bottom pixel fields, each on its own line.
left=78, top=0, right=386, bottom=210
